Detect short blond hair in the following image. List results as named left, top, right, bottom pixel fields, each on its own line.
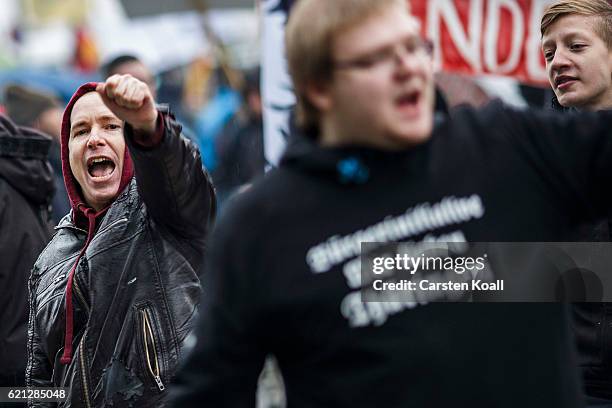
left=285, top=0, right=407, bottom=131
left=541, top=0, right=612, bottom=47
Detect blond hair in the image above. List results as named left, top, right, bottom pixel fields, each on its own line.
left=541, top=0, right=612, bottom=47
left=285, top=0, right=408, bottom=131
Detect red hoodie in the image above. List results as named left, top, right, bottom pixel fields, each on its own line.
left=59, top=82, right=134, bottom=364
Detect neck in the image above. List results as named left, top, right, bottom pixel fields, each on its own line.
left=583, top=90, right=612, bottom=112
left=319, top=117, right=347, bottom=148
left=318, top=116, right=402, bottom=151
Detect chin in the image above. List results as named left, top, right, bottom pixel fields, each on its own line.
left=387, top=132, right=431, bottom=148
left=394, top=121, right=433, bottom=146
left=86, top=188, right=120, bottom=210
left=557, top=93, right=585, bottom=108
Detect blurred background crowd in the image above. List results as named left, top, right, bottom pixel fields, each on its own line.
left=0, top=0, right=264, bottom=218
left=0, top=0, right=557, bottom=219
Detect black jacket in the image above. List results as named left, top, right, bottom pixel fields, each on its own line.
left=553, top=97, right=612, bottom=400
left=26, top=112, right=215, bottom=407
left=212, top=115, right=265, bottom=205
left=0, top=115, right=54, bottom=386
left=171, top=102, right=612, bottom=408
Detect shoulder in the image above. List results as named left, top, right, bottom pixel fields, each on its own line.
left=33, top=227, right=79, bottom=275
left=439, top=100, right=559, bottom=146
left=0, top=175, right=27, bottom=205
left=0, top=177, right=48, bottom=236
left=213, top=168, right=293, bottom=243
left=0, top=177, right=17, bottom=209
left=29, top=228, right=80, bottom=306
left=226, top=166, right=301, bottom=212
left=447, top=100, right=514, bottom=128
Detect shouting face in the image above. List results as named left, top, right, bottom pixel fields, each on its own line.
left=542, top=14, right=612, bottom=111
left=68, top=92, right=126, bottom=211
left=310, top=3, right=435, bottom=149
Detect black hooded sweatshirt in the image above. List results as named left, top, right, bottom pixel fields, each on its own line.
left=552, top=96, right=612, bottom=400
left=0, top=115, right=54, bottom=386
left=171, top=101, right=612, bottom=408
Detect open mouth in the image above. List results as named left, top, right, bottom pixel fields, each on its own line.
left=87, top=156, right=116, bottom=179
left=395, top=90, right=422, bottom=115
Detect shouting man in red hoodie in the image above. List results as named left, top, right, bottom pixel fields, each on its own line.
left=26, top=75, right=215, bottom=407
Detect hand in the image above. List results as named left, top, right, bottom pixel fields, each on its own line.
left=96, top=74, right=158, bottom=134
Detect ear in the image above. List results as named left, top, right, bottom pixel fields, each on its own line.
left=304, top=80, right=333, bottom=113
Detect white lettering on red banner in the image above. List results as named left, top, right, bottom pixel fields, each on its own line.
left=410, top=0, right=556, bottom=84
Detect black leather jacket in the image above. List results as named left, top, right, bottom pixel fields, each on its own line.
left=26, top=113, right=215, bottom=407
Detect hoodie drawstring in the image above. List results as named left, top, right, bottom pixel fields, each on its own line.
left=60, top=207, right=96, bottom=365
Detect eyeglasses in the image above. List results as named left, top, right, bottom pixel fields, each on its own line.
left=333, top=36, right=433, bottom=71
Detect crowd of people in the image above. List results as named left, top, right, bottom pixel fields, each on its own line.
left=0, top=0, right=611, bottom=407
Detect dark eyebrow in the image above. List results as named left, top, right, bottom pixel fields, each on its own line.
left=349, top=33, right=421, bottom=60
left=71, top=119, right=89, bottom=132
left=541, top=38, right=554, bottom=49
left=98, top=115, right=122, bottom=123
left=543, top=31, right=590, bottom=49
left=71, top=115, right=121, bottom=132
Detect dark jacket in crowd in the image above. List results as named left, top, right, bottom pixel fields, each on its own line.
left=26, top=83, right=216, bottom=407
left=0, top=115, right=54, bottom=387
left=3, top=84, right=70, bottom=225
left=171, top=101, right=612, bottom=408
left=212, top=115, right=265, bottom=204
left=553, top=96, right=612, bottom=400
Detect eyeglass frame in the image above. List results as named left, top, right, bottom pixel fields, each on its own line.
left=333, top=35, right=434, bottom=72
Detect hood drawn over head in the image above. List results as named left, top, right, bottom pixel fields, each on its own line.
left=60, top=82, right=134, bottom=223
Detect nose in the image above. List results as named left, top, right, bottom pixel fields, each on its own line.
left=394, top=48, right=427, bottom=80
left=86, top=128, right=106, bottom=149
left=550, top=48, right=572, bottom=72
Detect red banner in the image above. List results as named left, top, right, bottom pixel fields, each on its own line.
left=410, top=0, right=556, bottom=86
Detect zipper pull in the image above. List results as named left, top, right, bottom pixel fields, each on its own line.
left=154, top=375, right=165, bottom=391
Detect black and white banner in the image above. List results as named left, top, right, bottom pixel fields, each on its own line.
left=261, top=0, right=295, bottom=167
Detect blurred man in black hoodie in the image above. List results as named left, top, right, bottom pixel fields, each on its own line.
left=0, top=114, right=54, bottom=397
left=171, top=0, right=612, bottom=407
left=541, top=1, right=612, bottom=406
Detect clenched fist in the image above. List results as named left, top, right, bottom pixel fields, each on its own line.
left=96, top=74, right=158, bottom=134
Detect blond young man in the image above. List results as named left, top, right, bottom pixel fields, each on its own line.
left=171, top=1, right=612, bottom=406
left=541, top=0, right=612, bottom=111
left=542, top=2, right=612, bottom=406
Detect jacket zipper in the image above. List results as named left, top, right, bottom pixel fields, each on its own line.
left=79, top=330, right=93, bottom=408
left=141, top=308, right=165, bottom=391
left=73, top=277, right=90, bottom=315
